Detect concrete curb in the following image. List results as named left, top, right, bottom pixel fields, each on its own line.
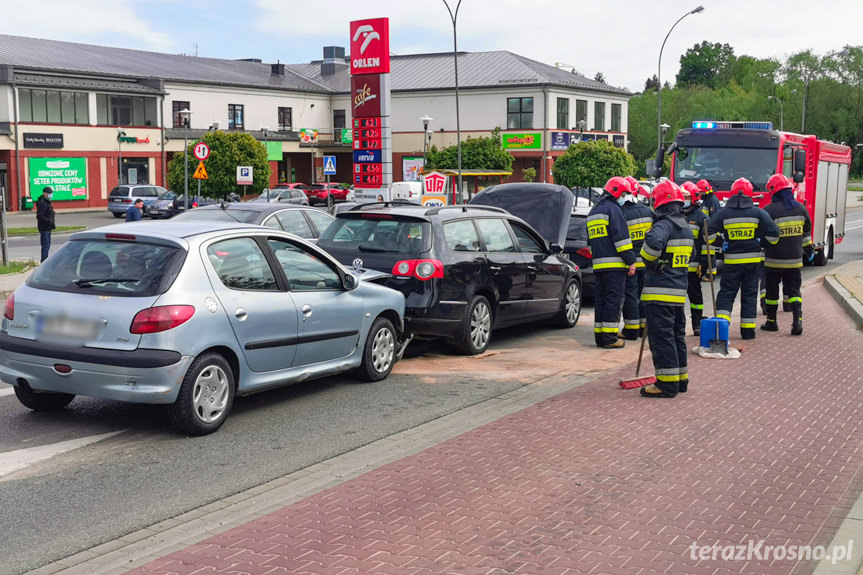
left=825, top=275, right=863, bottom=330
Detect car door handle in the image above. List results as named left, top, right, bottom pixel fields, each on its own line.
left=526, top=265, right=538, bottom=272
left=302, top=304, right=313, bottom=318
left=234, top=307, right=248, bottom=322
left=488, top=265, right=501, bottom=273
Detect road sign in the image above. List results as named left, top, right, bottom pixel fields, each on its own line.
left=323, top=155, right=337, bottom=175
left=193, top=142, right=210, bottom=161
left=193, top=161, right=208, bottom=180
left=237, top=166, right=253, bottom=185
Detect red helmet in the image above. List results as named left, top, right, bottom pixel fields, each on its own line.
left=696, top=179, right=713, bottom=194
left=765, top=174, right=793, bottom=194
left=652, top=180, right=685, bottom=209
left=604, top=176, right=633, bottom=199
left=731, top=177, right=754, bottom=197
left=680, top=181, right=700, bottom=200
left=624, top=176, right=642, bottom=195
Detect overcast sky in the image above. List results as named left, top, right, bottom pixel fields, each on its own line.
left=1, top=0, right=860, bottom=92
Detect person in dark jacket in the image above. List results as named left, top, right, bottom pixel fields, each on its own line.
left=639, top=181, right=694, bottom=398
left=680, top=182, right=708, bottom=335
left=586, top=176, right=638, bottom=348
left=760, top=174, right=813, bottom=335
left=620, top=176, right=654, bottom=339
left=125, top=198, right=144, bottom=222
left=707, top=178, right=780, bottom=340
left=697, top=179, right=721, bottom=217
left=35, top=186, right=56, bottom=262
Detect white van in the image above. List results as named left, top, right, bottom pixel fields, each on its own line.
left=390, top=181, right=423, bottom=203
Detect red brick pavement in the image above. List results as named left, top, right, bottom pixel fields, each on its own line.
left=129, top=283, right=863, bottom=575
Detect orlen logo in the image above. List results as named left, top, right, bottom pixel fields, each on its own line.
left=350, top=18, right=390, bottom=75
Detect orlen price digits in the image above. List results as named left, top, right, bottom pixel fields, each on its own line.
left=355, top=174, right=383, bottom=185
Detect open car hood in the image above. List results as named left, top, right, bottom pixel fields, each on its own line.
left=470, top=183, right=575, bottom=246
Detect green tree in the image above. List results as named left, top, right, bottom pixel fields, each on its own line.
left=522, top=167, right=536, bottom=182
left=166, top=130, right=269, bottom=198
left=676, top=41, right=736, bottom=90
left=551, top=140, right=637, bottom=188
left=594, top=72, right=606, bottom=84
left=425, top=127, right=514, bottom=172
left=644, top=74, right=660, bottom=92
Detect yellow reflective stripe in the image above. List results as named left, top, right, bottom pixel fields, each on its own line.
left=599, top=327, right=618, bottom=333
left=594, top=262, right=628, bottom=270
left=641, top=294, right=687, bottom=304
left=765, top=299, right=780, bottom=305
left=788, top=297, right=802, bottom=303
left=615, top=240, right=634, bottom=252
left=640, top=247, right=658, bottom=261
left=634, top=261, right=646, bottom=268
left=689, top=304, right=704, bottom=310
left=724, top=257, right=762, bottom=264
left=717, top=314, right=731, bottom=321
left=656, top=374, right=681, bottom=383
left=741, top=322, right=756, bottom=329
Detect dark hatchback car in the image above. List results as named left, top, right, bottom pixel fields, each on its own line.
left=173, top=203, right=335, bottom=240
left=316, top=203, right=581, bottom=355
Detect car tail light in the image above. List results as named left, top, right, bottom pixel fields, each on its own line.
left=121, top=198, right=132, bottom=203
left=130, top=305, right=196, bottom=334
left=576, top=247, right=592, bottom=259
left=3, top=294, right=13, bottom=320
left=392, top=259, right=444, bottom=280
left=106, top=233, right=136, bottom=241
left=192, top=201, right=198, bottom=208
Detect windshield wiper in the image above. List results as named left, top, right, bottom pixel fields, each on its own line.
left=358, top=244, right=396, bottom=253
left=74, top=278, right=139, bottom=287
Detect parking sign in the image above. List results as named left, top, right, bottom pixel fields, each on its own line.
left=237, top=166, right=253, bottom=185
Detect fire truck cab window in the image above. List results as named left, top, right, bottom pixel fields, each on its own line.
left=675, top=147, right=778, bottom=190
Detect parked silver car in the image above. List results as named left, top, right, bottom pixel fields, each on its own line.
left=0, top=222, right=406, bottom=435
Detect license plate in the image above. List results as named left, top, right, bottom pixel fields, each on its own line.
left=37, top=315, right=101, bottom=340
left=112, top=198, right=123, bottom=202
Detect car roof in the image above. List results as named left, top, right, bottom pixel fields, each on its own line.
left=70, top=220, right=272, bottom=245
left=184, top=203, right=313, bottom=215
left=334, top=203, right=512, bottom=222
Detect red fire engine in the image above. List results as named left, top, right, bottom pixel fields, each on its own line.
left=664, top=121, right=851, bottom=266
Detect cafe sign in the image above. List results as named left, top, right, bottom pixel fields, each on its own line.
left=28, top=157, right=88, bottom=201
left=501, top=132, right=542, bottom=150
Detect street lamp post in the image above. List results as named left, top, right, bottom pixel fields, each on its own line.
left=420, top=115, right=432, bottom=170
left=577, top=119, right=587, bottom=142
left=117, top=128, right=126, bottom=185
left=179, top=109, right=191, bottom=211
left=802, top=47, right=849, bottom=133
left=262, top=126, right=270, bottom=201
left=657, top=6, right=704, bottom=150
left=443, top=0, right=463, bottom=203
left=767, top=95, right=784, bottom=131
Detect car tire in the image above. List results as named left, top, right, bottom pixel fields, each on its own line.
left=555, top=278, right=581, bottom=328
left=168, top=352, right=234, bottom=436
left=14, top=384, right=75, bottom=411
left=112, top=212, right=123, bottom=218
left=454, top=295, right=493, bottom=355
left=357, top=316, right=397, bottom=382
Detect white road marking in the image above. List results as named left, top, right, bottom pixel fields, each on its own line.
left=0, top=431, right=124, bottom=478
left=0, top=387, right=14, bottom=397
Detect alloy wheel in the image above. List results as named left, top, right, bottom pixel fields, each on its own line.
left=192, top=365, right=230, bottom=424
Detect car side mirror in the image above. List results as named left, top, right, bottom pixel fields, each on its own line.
left=652, top=147, right=665, bottom=179
left=793, top=149, right=806, bottom=183
left=549, top=242, right=563, bottom=254
left=342, top=273, right=358, bottom=291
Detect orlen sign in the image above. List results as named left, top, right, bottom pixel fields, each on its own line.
left=350, top=18, right=390, bottom=75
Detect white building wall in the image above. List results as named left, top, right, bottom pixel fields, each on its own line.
left=0, top=86, right=10, bottom=123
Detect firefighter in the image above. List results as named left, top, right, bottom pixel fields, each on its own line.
left=697, top=179, right=721, bottom=217
left=619, top=176, right=654, bottom=340
left=761, top=174, right=813, bottom=335
left=639, top=181, right=694, bottom=398
left=680, top=181, right=708, bottom=336
left=707, top=178, right=780, bottom=340
left=587, top=176, right=638, bottom=348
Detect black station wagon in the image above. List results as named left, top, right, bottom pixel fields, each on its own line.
left=316, top=203, right=582, bottom=355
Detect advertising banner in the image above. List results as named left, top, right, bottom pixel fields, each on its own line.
left=299, top=129, right=318, bottom=144
left=501, top=132, right=542, bottom=150
left=350, top=74, right=383, bottom=118
left=550, top=131, right=571, bottom=151
left=23, top=133, right=64, bottom=149
left=28, top=157, right=87, bottom=200
left=402, top=157, right=424, bottom=182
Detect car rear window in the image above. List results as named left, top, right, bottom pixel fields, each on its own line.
left=28, top=239, right=185, bottom=297
left=109, top=187, right=130, bottom=198
left=317, top=216, right=431, bottom=254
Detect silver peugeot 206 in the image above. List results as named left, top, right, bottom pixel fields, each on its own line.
left=0, top=221, right=406, bottom=435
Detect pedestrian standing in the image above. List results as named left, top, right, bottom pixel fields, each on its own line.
left=586, top=176, right=638, bottom=349
left=620, top=176, right=654, bottom=340
left=707, top=178, right=780, bottom=340
left=680, top=182, right=708, bottom=335
left=35, top=186, right=56, bottom=263
left=639, top=181, right=694, bottom=398
left=125, top=198, right=144, bottom=222
left=760, top=174, right=813, bottom=335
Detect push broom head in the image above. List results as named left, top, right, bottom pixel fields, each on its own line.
left=619, top=375, right=657, bottom=389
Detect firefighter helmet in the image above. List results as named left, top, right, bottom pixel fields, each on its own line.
left=680, top=181, right=700, bottom=200
left=624, top=176, right=643, bottom=196
left=604, top=176, right=633, bottom=199
left=765, top=173, right=793, bottom=194
left=731, top=177, right=754, bottom=197
left=696, top=179, right=713, bottom=194
left=652, top=180, right=685, bottom=209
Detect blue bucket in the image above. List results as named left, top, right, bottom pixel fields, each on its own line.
left=700, top=317, right=730, bottom=350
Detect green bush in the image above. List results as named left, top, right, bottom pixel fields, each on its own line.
left=552, top=140, right=638, bottom=188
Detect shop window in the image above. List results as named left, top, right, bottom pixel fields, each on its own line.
left=18, top=89, right=32, bottom=122
left=594, top=102, right=605, bottom=131
left=576, top=100, right=587, bottom=125
left=507, top=97, right=533, bottom=130
left=611, top=103, right=622, bottom=132
left=556, top=98, right=569, bottom=130
left=18, top=88, right=89, bottom=124
left=229, top=104, right=244, bottom=130
left=75, top=93, right=88, bottom=124
left=95, top=94, right=157, bottom=126
left=31, top=90, right=47, bottom=123
left=172, top=101, right=191, bottom=128
left=334, top=109, right=346, bottom=130
left=278, top=107, right=292, bottom=131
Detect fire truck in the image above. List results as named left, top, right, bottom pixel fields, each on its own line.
left=659, top=121, right=852, bottom=266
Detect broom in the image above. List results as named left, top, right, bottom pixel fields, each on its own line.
left=618, top=320, right=656, bottom=389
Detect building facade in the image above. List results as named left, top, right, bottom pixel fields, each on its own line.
left=0, top=35, right=629, bottom=211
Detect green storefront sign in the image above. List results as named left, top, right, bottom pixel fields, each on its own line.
left=341, top=128, right=353, bottom=145
left=501, top=132, right=542, bottom=150
left=29, top=157, right=88, bottom=200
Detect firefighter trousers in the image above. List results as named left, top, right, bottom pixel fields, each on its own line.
left=687, top=271, right=704, bottom=330
left=645, top=303, right=688, bottom=395
left=594, top=270, right=625, bottom=347
left=621, top=268, right=646, bottom=339
left=715, top=262, right=760, bottom=338
left=764, top=267, right=802, bottom=322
